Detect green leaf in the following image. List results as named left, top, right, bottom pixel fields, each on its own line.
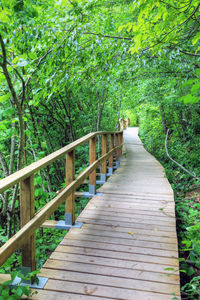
left=0, top=93, right=11, bottom=103
left=195, top=68, right=200, bottom=76
left=0, top=10, right=11, bottom=24
left=191, top=82, right=200, bottom=93
left=15, top=287, right=23, bottom=297
left=178, top=94, right=198, bottom=104
left=192, top=32, right=200, bottom=45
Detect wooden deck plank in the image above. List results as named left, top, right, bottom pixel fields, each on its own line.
left=50, top=252, right=179, bottom=275
left=30, top=289, right=111, bottom=300
left=36, top=279, right=180, bottom=300
left=64, top=231, right=178, bottom=250
left=40, top=268, right=180, bottom=295
left=43, top=258, right=179, bottom=284
left=78, top=210, right=176, bottom=226
left=60, top=238, right=178, bottom=258
left=82, top=206, right=175, bottom=218
left=76, top=218, right=177, bottom=236
left=80, top=223, right=178, bottom=242
left=86, top=200, right=175, bottom=212
left=55, top=245, right=179, bottom=266
left=81, top=207, right=175, bottom=221
left=78, top=214, right=176, bottom=230
left=89, top=194, right=174, bottom=204
left=31, top=127, right=180, bottom=299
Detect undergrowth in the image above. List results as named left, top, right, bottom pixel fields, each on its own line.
left=0, top=196, right=89, bottom=298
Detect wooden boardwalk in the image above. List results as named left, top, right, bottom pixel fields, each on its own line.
left=32, top=128, right=180, bottom=299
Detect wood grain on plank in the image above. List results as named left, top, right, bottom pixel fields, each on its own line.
left=40, top=268, right=180, bottom=295
left=78, top=212, right=176, bottom=227
left=80, top=207, right=175, bottom=221
left=30, top=289, right=111, bottom=300
left=55, top=245, right=179, bottom=266
left=42, top=279, right=180, bottom=300
left=64, top=231, right=178, bottom=251
left=43, top=258, right=179, bottom=284
left=60, top=238, right=178, bottom=258
left=78, top=210, right=176, bottom=226
left=76, top=217, right=177, bottom=235
left=50, top=252, right=179, bottom=275
left=80, top=223, right=177, bottom=239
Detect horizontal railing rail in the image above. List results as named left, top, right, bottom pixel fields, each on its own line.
left=0, top=130, right=123, bottom=284
left=0, top=131, right=122, bottom=193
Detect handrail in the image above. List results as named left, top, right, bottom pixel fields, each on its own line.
left=0, top=145, right=121, bottom=267
left=0, top=132, right=96, bottom=193
left=0, top=130, right=123, bottom=275
left=0, top=131, right=123, bottom=193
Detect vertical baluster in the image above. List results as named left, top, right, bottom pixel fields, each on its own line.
left=65, top=150, right=75, bottom=225
left=114, top=133, right=119, bottom=169
left=101, top=134, right=107, bottom=182
left=108, top=133, right=114, bottom=175
left=20, top=175, right=36, bottom=280
left=118, top=132, right=123, bottom=162
left=89, top=136, right=96, bottom=195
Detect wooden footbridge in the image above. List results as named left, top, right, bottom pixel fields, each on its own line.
left=0, top=128, right=180, bottom=299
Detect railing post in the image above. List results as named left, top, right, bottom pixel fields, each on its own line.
left=108, top=133, right=114, bottom=176
left=118, top=131, right=123, bottom=162
left=101, top=134, right=107, bottom=183
left=17, top=175, right=48, bottom=288
left=20, top=175, right=36, bottom=278
left=56, top=149, right=82, bottom=229
left=89, top=136, right=96, bottom=195
left=114, top=133, right=119, bottom=169
left=65, top=150, right=75, bottom=225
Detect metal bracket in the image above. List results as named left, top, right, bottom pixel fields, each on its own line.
left=11, top=275, right=48, bottom=289
left=96, top=173, right=106, bottom=185
left=113, top=160, right=120, bottom=169
left=89, top=185, right=96, bottom=195
left=10, top=267, right=48, bottom=289
left=81, top=192, right=95, bottom=198
left=81, top=185, right=95, bottom=198
left=56, top=213, right=83, bottom=230
left=82, top=192, right=102, bottom=198
left=78, top=185, right=103, bottom=199
left=107, top=167, right=113, bottom=177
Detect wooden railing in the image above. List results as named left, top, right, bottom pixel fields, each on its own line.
left=0, top=131, right=123, bottom=276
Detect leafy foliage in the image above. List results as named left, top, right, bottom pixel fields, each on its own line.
left=0, top=0, right=199, bottom=297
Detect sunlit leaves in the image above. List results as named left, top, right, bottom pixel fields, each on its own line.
left=0, top=93, right=11, bottom=103
left=118, top=0, right=200, bottom=55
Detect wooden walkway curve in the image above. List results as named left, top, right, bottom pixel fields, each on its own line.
left=32, top=127, right=180, bottom=299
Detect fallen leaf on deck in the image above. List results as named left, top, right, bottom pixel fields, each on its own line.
left=128, top=232, right=134, bottom=235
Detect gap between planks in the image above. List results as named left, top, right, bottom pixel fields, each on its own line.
left=55, top=245, right=179, bottom=266
left=43, top=258, right=179, bottom=285
left=39, top=268, right=180, bottom=296
left=32, top=279, right=180, bottom=300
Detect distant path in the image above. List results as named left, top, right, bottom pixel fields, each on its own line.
left=32, top=127, right=180, bottom=299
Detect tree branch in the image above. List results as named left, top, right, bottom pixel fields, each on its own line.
left=179, top=49, right=200, bottom=57
left=0, top=35, right=19, bottom=107
left=0, top=151, right=9, bottom=177
left=83, top=31, right=133, bottom=40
